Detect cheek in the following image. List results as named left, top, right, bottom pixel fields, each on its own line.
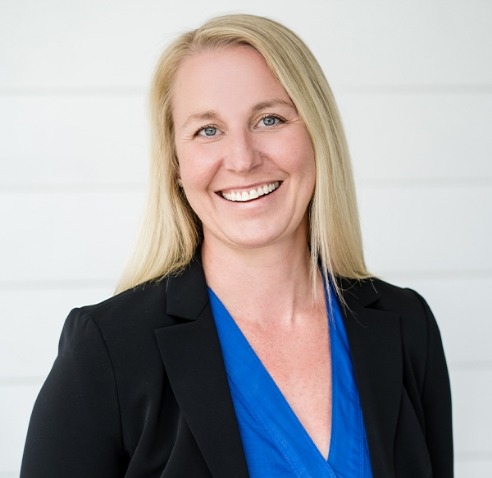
left=177, top=146, right=204, bottom=183
left=292, top=137, right=316, bottom=199
left=279, top=133, right=316, bottom=177
left=297, top=133, right=316, bottom=175
left=178, top=149, right=217, bottom=195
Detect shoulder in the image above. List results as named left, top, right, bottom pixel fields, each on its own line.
left=339, top=276, right=442, bottom=356
left=58, top=278, right=179, bottom=371
left=73, top=278, right=174, bottom=331
left=59, top=256, right=209, bottom=366
left=340, top=276, right=435, bottom=325
left=340, top=276, right=428, bottom=311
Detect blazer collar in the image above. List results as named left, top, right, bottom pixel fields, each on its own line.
left=339, top=278, right=402, bottom=478
left=155, top=256, right=249, bottom=478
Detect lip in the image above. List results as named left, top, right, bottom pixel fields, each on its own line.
left=217, top=180, right=282, bottom=203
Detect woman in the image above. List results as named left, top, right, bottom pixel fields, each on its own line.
left=21, top=14, right=453, bottom=477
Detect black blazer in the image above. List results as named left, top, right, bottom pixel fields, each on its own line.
left=21, top=257, right=453, bottom=477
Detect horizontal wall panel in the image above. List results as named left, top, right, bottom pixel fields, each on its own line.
left=0, top=287, right=113, bottom=379
left=0, top=191, right=144, bottom=283
left=366, top=275, right=492, bottom=365
left=1, top=1, right=491, bottom=89
left=455, top=460, right=492, bottom=478
left=2, top=186, right=490, bottom=282
left=300, top=0, right=492, bottom=88
left=452, top=369, right=492, bottom=455
left=0, top=96, right=148, bottom=187
left=2, top=92, right=491, bottom=188
left=359, top=185, right=492, bottom=274
left=339, top=93, right=492, bottom=182
left=0, top=384, right=41, bottom=473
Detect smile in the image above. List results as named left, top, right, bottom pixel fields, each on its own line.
left=220, top=181, right=281, bottom=202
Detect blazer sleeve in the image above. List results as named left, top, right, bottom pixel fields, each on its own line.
left=21, top=309, right=127, bottom=477
left=415, top=292, right=454, bottom=478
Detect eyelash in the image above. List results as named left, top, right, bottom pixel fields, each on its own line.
left=194, top=124, right=220, bottom=137
left=258, top=114, right=285, bottom=127
left=193, top=114, right=286, bottom=138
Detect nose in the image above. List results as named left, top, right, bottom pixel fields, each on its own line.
left=223, top=129, right=262, bottom=172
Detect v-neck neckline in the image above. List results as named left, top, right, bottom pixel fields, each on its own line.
left=208, top=283, right=372, bottom=478
left=208, top=287, right=337, bottom=476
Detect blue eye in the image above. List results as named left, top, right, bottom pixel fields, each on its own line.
left=198, top=126, right=218, bottom=137
left=261, top=115, right=281, bottom=126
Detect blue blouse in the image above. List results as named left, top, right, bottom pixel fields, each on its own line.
left=208, top=285, right=373, bottom=478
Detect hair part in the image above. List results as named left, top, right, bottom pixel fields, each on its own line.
left=116, top=14, right=370, bottom=295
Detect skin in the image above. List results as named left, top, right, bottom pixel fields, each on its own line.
left=172, top=45, right=332, bottom=459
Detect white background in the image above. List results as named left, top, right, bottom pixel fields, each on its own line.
left=1, top=0, right=491, bottom=476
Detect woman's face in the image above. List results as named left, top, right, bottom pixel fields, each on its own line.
left=172, top=45, right=316, bottom=251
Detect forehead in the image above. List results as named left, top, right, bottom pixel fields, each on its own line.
left=171, top=45, right=292, bottom=121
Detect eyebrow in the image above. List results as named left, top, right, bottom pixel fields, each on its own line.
left=181, top=110, right=220, bottom=129
left=180, top=99, right=296, bottom=129
left=250, top=99, right=295, bottom=114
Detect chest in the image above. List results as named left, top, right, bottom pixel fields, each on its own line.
left=236, top=317, right=333, bottom=458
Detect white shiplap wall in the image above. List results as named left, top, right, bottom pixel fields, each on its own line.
left=1, top=1, right=491, bottom=476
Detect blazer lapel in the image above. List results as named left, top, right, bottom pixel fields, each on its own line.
left=154, top=258, right=249, bottom=478
left=339, top=279, right=402, bottom=478
left=153, top=261, right=402, bottom=477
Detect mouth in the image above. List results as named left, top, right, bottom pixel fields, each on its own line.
left=219, top=181, right=282, bottom=203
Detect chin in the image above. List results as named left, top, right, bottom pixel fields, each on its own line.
left=224, top=227, right=302, bottom=251
left=203, top=216, right=308, bottom=251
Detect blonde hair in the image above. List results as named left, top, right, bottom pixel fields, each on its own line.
left=116, top=14, right=369, bottom=293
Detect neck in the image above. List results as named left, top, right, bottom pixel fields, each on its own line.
left=201, top=236, right=321, bottom=326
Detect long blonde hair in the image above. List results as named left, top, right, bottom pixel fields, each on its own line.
left=116, top=14, right=369, bottom=293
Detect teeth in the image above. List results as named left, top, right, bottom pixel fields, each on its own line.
left=222, top=181, right=280, bottom=202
